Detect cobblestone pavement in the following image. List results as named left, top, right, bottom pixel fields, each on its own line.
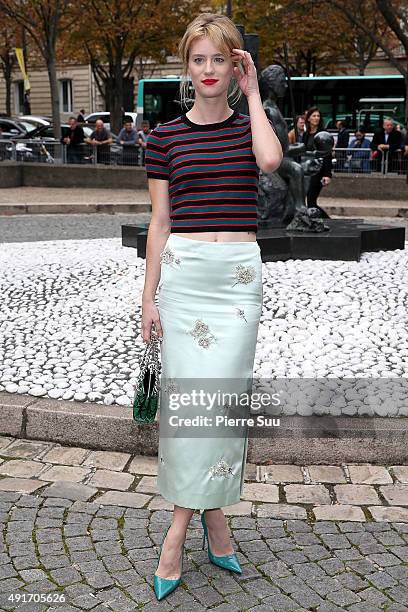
left=0, top=213, right=152, bottom=243
left=0, top=435, right=407, bottom=611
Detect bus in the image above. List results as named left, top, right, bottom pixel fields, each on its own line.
left=136, top=74, right=405, bottom=131
left=136, top=76, right=191, bottom=129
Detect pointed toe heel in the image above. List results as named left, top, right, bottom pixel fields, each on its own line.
left=153, top=525, right=184, bottom=601
left=201, top=512, right=242, bottom=574
left=154, top=574, right=181, bottom=601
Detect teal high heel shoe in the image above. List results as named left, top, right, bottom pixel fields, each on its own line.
left=153, top=525, right=184, bottom=601
left=201, top=511, right=242, bottom=574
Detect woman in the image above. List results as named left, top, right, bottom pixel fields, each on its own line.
left=347, top=127, right=372, bottom=174
left=142, top=13, right=282, bottom=601
left=302, top=106, right=332, bottom=217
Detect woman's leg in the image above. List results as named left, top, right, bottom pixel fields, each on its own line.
left=307, top=174, right=330, bottom=218
left=306, top=174, right=323, bottom=207
left=155, top=505, right=195, bottom=579
left=203, top=508, right=234, bottom=556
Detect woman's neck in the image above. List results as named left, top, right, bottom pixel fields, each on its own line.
left=186, top=99, right=233, bottom=125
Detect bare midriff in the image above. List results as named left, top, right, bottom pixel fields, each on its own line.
left=172, top=231, right=257, bottom=243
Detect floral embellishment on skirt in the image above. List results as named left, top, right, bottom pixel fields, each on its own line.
left=188, top=319, right=216, bottom=349
left=235, top=307, right=248, bottom=322
left=160, top=246, right=180, bottom=266
left=209, top=458, right=234, bottom=479
left=232, top=264, right=256, bottom=287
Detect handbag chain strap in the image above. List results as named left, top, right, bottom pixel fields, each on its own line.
left=138, top=333, right=162, bottom=393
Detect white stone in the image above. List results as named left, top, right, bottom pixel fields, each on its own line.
left=116, top=395, right=131, bottom=406
left=73, top=392, right=87, bottom=402
left=28, top=386, right=47, bottom=397
left=48, top=388, right=65, bottom=399
left=5, top=383, right=18, bottom=393
left=62, top=390, right=75, bottom=400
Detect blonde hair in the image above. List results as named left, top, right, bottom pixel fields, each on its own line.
left=178, top=13, right=244, bottom=110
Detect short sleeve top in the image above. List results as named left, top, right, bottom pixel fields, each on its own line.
left=145, top=109, right=263, bottom=233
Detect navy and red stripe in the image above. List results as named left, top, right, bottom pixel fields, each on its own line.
left=145, top=109, right=262, bottom=233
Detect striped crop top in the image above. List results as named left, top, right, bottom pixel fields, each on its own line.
left=145, top=109, right=263, bottom=233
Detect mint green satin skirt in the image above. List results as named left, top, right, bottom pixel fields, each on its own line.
left=157, top=234, right=262, bottom=509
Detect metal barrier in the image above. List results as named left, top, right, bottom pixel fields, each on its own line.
left=333, top=148, right=373, bottom=174
left=0, top=140, right=406, bottom=175
left=387, top=149, right=408, bottom=175
left=0, top=140, right=144, bottom=166
left=0, top=139, right=65, bottom=164
left=333, top=148, right=407, bottom=176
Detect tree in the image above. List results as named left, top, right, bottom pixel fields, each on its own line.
left=219, top=0, right=353, bottom=75
left=0, top=0, right=72, bottom=138
left=325, top=0, right=386, bottom=75
left=71, top=0, right=202, bottom=133
left=215, top=0, right=387, bottom=77
left=317, top=0, right=408, bottom=118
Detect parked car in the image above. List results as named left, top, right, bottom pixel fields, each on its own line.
left=28, top=124, right=94, bottom=141
left=0, top=118, right=32, bottom=139
left=16, top=115, right=52, bottom=129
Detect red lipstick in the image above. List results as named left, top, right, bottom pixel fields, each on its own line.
left=202, top=79, right=219, bottom=85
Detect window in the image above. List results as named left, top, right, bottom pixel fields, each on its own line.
left=59, top=79, right=73, bottom=112
left=14, top=81, right=25, bottom=114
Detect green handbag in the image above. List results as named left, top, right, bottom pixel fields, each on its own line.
left=133, top=332, right=162, bottom=423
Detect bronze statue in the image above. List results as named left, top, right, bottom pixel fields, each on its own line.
left=258, top=65, right=334, bottom=232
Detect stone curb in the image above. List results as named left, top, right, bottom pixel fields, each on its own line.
left=324, top=205, right=408, bottom=217
left=0, top=202, right=151, bottom=215
left=1, top=392, right=408, bottom=464
left=1, top=202, right=408, bottom=218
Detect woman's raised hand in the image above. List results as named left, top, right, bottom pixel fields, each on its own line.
left=231, top=48, right=260, bottom=100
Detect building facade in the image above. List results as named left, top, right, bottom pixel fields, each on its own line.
left=0, top=57, right=182, bottom=122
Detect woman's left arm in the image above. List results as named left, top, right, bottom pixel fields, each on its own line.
left=248, top=94, right=283, bottom=173
left=232, top=48, right=283, bottom=173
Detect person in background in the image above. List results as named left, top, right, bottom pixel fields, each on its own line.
left=335, top=120, right=349, bottom=148
left=61, top=117, right=85, bottom=164
left=404, top=122, right=408, bottom=158
left=137, top=120, right=152, bottom=166
left=23, top=91, right=31, bottom=115
left=334, top=120, right=350, bottom=171
left=77, top=109, right=86, bottom=123
left=288, top=114, right=306, bottom=144
left=398, top=119, right=408, bottom=174
left=400, top=118, right=408, bottom=143
left=346, top=127, right=371, bottom=173
left=370, top=118, right=402, bottom=172
left=85, top=118, right=112, bottom=164
left=118, top=118, right=138, bottom=165
left=302, top=106, right=332, bottom=217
